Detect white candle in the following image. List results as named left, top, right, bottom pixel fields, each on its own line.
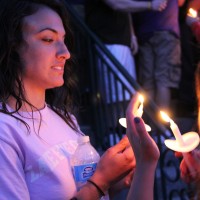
left=135, top=94, right=144, bottom=117
left=160, top=111, right=196, bottom=176
left=119, top=94, right=151, bottom=132
left=169, top=119, right=185, bottom=146
left=160, top=111, right=184, bottom=146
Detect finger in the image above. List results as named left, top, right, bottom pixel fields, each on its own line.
left=180, top=160, right=193, bottom=183
left=126, top=93, right=141, bottom=117
left=126, top=94, right=141, bottom=137
left=123, top=146, right=136, bottom=166
left=111, top=136, right=130, bottom=153
left=133, top=117, right=150, bottom=141
left=180, top=159, right=189, bottom=177
left=124, top=169, right=134, bottom=187
left=175, top=151, right=182, bottom=158
left=184, top=152, right=199, bottom=172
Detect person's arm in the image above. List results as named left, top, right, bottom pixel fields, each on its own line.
left=73, top=136, right=136, bottom=200
left=178, top=0, right=185, bottom=7
left=125, top=93, right=160, bottom=200
left=0, top=139, right=30, bottom=200
left=102, top=0, right=167, bottom=12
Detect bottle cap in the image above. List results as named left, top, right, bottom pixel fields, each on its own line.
left=78, top=136, right=90, bottom=144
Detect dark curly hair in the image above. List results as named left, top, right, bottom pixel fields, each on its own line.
left=0, top=0, right=79, bottom=133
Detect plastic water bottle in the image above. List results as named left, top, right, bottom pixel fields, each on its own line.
left=71, top=136, right=100, bottom=191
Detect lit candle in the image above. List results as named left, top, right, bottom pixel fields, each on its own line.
left=160, top=110, right=199, bottom=152
left=119, top=94, right=151, bottom=131
left=160, top=111, right=184, bottom=146
left=135, top=94, right=144, bottom=117
left=187, top=8, right=197, bottom=18
left=160, top=111, right=200, bottom=177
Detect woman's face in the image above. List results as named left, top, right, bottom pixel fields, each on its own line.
left=19, top=6, right=70, bottom=92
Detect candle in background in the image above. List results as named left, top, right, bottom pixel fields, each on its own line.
left=187, top=8, right=197, bottom=18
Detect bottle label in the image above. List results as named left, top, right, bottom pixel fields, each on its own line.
left=73, top=163, right=97, bottom=183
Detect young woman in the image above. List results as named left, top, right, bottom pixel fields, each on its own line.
left=0, top=0, right=159, bottom=199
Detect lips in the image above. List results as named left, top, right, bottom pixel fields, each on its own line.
left=51, top=66, right=64, bottom=72
left=52, top=66, right=63, bottom=69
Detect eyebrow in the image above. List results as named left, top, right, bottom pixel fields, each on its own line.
left=39, top=27, right=57, bottom=33
left=38, top=28, right=66, bottom=37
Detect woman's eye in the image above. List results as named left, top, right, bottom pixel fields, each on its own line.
left=42, top=38, right=53, bottom=43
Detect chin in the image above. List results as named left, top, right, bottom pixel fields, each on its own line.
left=55, top=82, right=64, bottom=88
left=48, top=80, right=64, bottom=89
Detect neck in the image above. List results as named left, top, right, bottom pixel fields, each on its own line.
left=7, top=89, right=46, bottom=112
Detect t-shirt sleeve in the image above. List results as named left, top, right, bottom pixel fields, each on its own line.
left=0, top=139, right=30, bottom=200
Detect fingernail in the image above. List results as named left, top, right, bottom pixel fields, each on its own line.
left=134, top=117, right=140, bottom=124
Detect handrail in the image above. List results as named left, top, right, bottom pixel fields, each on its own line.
left=64, top=1, right=167, bottom=135
left=64, top=0, right=140, bottom=89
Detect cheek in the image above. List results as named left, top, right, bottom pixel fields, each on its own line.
left=20, top=40, right=48, bottom=62
left=20, top=51, right=43, bottom=79
left=21, top=45, right=47, bottom=69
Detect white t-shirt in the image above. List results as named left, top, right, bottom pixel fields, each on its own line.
left=0, top=104, right=81, bottom=200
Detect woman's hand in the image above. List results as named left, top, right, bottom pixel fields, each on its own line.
left=126, top=93, right=160, bottom=167
left=126, top=93, right=160, bottom=200
left=152, top=0, right=167, bottom=11
left=90, top=136, right=136, bottom=194
left=130, top=35, right=138, bottom=55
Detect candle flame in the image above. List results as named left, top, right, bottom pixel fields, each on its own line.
left=160, top=111, right=171, bottom=123
left=138, top=94, right=144, bottom=103
left=188, top=8, right=197, bottom=18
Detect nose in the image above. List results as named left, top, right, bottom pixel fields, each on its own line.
left=56, top=42, right=71, bottom=61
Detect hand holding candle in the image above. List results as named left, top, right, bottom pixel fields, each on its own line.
left=160, top=111, right=199, bottom=152
left=160, top=111, right=200, bottom=177
left=119, top=94, right=151, bottom=132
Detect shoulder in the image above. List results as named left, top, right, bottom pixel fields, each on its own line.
left=0, top=112, right=23, bottom=151
left=0, top=105, right=27, bottom=145
left=0, top=111, right=19, bottom=128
